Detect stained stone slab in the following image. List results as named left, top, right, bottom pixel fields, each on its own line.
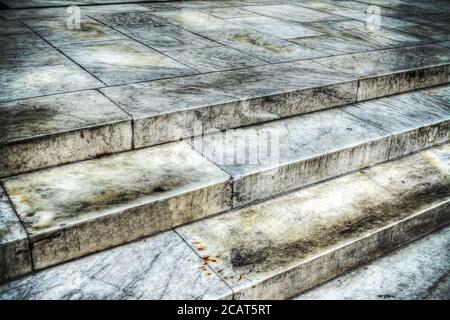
left=0, top=47, right=66, bottom=69
left=395, top=22, right=450, bottom=42
left=206, top=7, right=259, bottom=19
left=191, top=108, right=392, bottom=206
left=242, top=4, right=345, bottom=23
left=0, top=186, right=32, bottom=284
left=0, top=64, right=103, bottom=102
left=0, top=33, right=49, bottom=51
left=2, top=142, right=232, bottom=269
left=59, top=39, right=195, bottom=85
left=423, top=84, right=450, bottom=105
left=314, top=44, right=450, bottom=101
left=226, top=16, right=323, bottom=39
left=0, top=4, right=150, bottom=20
left=342, top=92, right=450, bottom=159
left=296, top=223, right=450, bottom=299
left=0, top=90, right=132, bottom=177
left=101, top=60, right=357, bottom=148
left=92, top=13, right=218, bottom=52
left=330, top=9, right=416, bottom=29
left=164, top=46, right=264, bottom=72
left=23, top=17, right=126, bottom=47
left=177, top=146, right=450, bottom=299
left=0, top=231, right=232, bottom=300
left=290, top=35, right=375, bottom=55
left=199, top=29, right=329, bottom=63
left=0, top=20, right=32, bottom=35
left=303, top=20, right=433, bottom=50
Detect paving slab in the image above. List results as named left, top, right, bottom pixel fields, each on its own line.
left=0, top=186, right=32, bottom=284
left=290, top=34, right=376, bottom=55
left=314, top=44, right=450, bottom=100
left=0, top=90, right=132, bottom=177
left=2, top=142, right=232, bottom=269
left=423, top=83, right=450, bottom=105
left=59, top=39, right=196, bottom=85
left=0, top=231, right=233, bottom=300
left=101, top=60, right=357, bottom=148
left=177, top=146, right=450, bottom=299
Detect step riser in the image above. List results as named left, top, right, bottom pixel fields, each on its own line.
left=357, top=65, right=450, bottom=101
left=235, top=202, right=450, bottom=300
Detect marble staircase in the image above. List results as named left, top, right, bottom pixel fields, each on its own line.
left=0, top=0, right=450, bottom=300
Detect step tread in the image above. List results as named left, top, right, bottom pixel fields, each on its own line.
left=295, top=225, right=450, bottom=300
left=1, top=145, right=448, bottom=299
left=176, top=145, right=450, bottom=299
left=1, top=141, right=232, bottom=269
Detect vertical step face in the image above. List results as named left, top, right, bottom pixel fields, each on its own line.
left=191, top=90, right=449, bottom=207
left=1, top=142, right=232, bottom=269
left=101, top=60, right=358, bottom=148
left=177, top=145, right=450, bottom=300
left=0, top=187, right=32, bottom=284
left=0, top=231, right=233, bottom=300
left=0, top=90, right=133, bottom=177
left=314, top=44, right=450, bottom=101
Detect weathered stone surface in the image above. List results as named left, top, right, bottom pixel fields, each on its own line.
left=191, top=108, right=391, bottom=206
left=315, top=44, right=450, bottom=100
left=177, top=146, right=450, bottom=299
left=0, top=231, right=233, bottom=300
left=290, top=35, right=375, bottom=55
left=296, top=225, right=450, bottom=300
left=0, top=90, right=132, bottom=177
left=59, top=39, right=195, bottom=85
left=0, top=186, right=32, bottom=284
left=102, top=60, right=357, bottom=148
left=342, top=92, right=450, bottom=159
left=2, top=142, right=232, bottom=269
left=423, top=83, right=450, bottom=105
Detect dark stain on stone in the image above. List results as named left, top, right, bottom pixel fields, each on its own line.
left=229, top=180, right=449, bottom=269
left=229, top=32, right=291, bottom=53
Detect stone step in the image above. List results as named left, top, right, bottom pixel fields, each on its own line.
left=192, top=88, right=450, bottom=206
left=1, top=145, right=448, bottom=299
left=295, top=225, right=450, bottom=300
left=0, top=88, right=449, bottom=283
left=0, top=141, right=232, bottom=277
left=176, top=145, right=450, bottom=299
left=2, top=44, right=449, bottom=177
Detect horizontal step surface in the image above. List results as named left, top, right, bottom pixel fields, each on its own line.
left=0, top=90, right=132, bottom=177
left=1, top=142, right=231, bottom=271
left=177, top=145, right=450, bottom=299
left=192, top=90, right=449, bottom=206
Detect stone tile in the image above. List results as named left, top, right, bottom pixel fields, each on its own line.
left=94, top=12, right=217, bottom=52
left=304, top=20, right=433, bottom=50
left=290, top=35, right=375, bottom=55
left=0, top=186, right=32, bottom=284
left=191, top=108, right=391, bottom=206
left=177, top=146, right=450, bottom=299
left=0, top=231, right=232, bottom=300
left=164, top=46, right=264, bottom=72
left=1, top=0, right=150, bottom=9
left=151, top=10, right=243, bottom=34
left=296, top=223, right=450, bottom=300
left=2, top=142, right=232, bottom=269
left=423, top=83, right=450, bottom=105
left=342, top=92, right=450, bottom=159
left=398, top=23, right=450, bottom=41
left=314, top=44, right=450, bottom=100
left=0, top=20, right=31, bottom=35
left=0, top=47, right=66, bottom=69
left=0, top=64, right=103, bottom=102
left=59, top=39, right=195, bottom=85
left=0, top=33, right=49, bottom=51
left=0, top=4, right=150, bottom=20
left=242, top=4, right=345, bottom=23
left=23, top=17, right=126, bottom=47
left=206, top=7, right=259, bottom=19
left=101, top=60, right=357, bottom=148
left=330, top=9, right=416, bottom=29
left=200, top=29, right=328, bottom=63
left=226, top=16, right=323, bottom=39
left=0, top=90, right=132, bottom=177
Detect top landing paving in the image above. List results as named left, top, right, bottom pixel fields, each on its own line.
left=0, top=1, right=449, bottom=119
